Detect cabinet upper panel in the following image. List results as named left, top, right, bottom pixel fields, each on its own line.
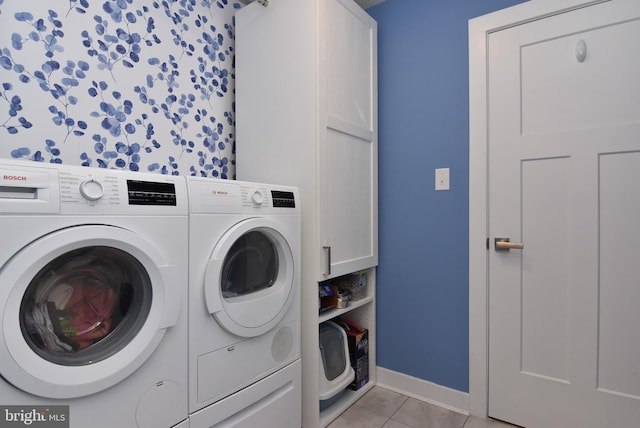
left=325, top=0, right=377, bottom=132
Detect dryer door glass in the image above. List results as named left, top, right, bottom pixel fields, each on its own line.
left=205, top=218, right=296, bottom=337
left=19, top=246, right=153, bottom=366
left=221, top=230, right=278, bottom=298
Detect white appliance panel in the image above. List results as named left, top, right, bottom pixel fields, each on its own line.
left=0, top=159, right=188, bottom=428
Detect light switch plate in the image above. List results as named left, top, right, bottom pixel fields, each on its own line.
left=435, top=168, right=450, bottom=191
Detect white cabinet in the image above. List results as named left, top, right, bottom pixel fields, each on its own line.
left=235, top=0, right=377, bottom=426
left=318, top=0, right=378, bottom=280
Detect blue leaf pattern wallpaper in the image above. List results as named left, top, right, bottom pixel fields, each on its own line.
left=1, top=0, right=241, bottom=178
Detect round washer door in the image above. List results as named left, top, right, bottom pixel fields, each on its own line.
left=0, top=225, right=180, bottom=399
left=204, top=218, right=296, bottom=338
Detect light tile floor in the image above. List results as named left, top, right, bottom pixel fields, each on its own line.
left=327, top=386, right=518, bottom=428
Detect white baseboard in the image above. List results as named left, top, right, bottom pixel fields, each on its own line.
left=375, top=366, right=470, bottom=415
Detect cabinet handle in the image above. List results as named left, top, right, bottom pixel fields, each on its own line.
left=323, top=246, right=331, bottom=275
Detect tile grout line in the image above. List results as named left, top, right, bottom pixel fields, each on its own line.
left=386, top=394, right=409, bottom=426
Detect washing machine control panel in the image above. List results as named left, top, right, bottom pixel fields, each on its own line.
left=60, top=171, right=120, bottom=205
left=58, top=169, right=180, bottom=211
left=60, top=172, right=179, bottom=208
left=126, top=180, right=177, bottom=206
left=0, top=159, right=186, bottom=215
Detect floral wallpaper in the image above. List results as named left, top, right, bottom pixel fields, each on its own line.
left=0, top=0, right=241, bottom=178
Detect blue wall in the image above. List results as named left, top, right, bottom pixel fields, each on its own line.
left=367, top=0, right=526, bottom=393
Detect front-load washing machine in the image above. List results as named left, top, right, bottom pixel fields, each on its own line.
left=0, top=159, right=188, bottom=428
left=186, top=177, right=301, bottom=428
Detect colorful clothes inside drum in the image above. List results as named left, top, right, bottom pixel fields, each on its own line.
left=47, top=281, right=117, bottom=350
left=23, top=250, right=129, bottom=354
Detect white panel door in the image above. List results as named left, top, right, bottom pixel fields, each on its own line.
left=488, top=1, right=640, bottom=427
left=318, top=0, right=378, bottom=280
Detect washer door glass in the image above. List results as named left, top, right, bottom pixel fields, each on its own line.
left=0, top=224, right=179, bottom=399
left=221, top=230, right=278, bottom=298
left=20, top=246, right=152, bottom=366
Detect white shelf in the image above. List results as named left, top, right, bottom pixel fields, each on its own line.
left=318, top=296, right=374, bottom=324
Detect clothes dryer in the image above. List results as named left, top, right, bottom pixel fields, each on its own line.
left=186, top=177, right=301, bottom=428
left=0, top=160, right=188, bottom=428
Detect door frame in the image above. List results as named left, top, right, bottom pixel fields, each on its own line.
left=467, top=0, right=610, bottom=417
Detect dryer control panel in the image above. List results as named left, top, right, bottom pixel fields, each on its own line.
left=187, top=177, right=299, bottom=215
left=240, top=186, right=297, bottom=210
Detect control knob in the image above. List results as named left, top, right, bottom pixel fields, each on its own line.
left=79, top=178, right=104, bottom=201
left=251, top=190, right=264, bottom=206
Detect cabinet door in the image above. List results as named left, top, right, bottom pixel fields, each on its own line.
left=318, top=0, right=378, bottom=280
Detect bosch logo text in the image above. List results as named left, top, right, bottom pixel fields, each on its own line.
left=3, top=175, right=27, bottom=181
